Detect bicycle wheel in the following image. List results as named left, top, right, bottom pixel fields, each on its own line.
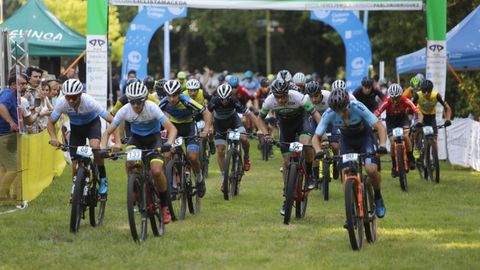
left=345, top=178, right=363, bottom=250
left=88, top=176, right=106, bottom=227
left=295, top=170, right=308, bottom=219
left=363, top=177, right=377, bottom=243
left=223, top=147, right=236, bottom=200
left=166, top=160, right=186, bottom=220
left=127, top=172, right=147, bottom=242
left=186, top=167, right=200, bottom=215
left=426, top=138, right=440, bottom=183
left=284, top=163, right=297, bottom=225
left=200, top=140, right=209, bottom=180
left=396, top=143, right=408, bottom=192
left=149, top=186, right=164, bottom=237
left=322, top=159, right=330, bottom=201
left=261, top=141, right=269, bottom=161
left=70, top=166, right=87, bottom=233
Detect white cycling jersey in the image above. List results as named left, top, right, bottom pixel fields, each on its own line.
left=112, top=100, right=167, bottom=136
left=260, top=90, right=314, bottom=120
left=51, top=93, right=108, bottom=126
left=312, top=90, right=357, bottom=114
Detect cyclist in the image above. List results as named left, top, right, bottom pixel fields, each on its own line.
left=183, top=78, right=215, bottom=155
left=111, top=78, right=159, bottom=116
left=143, top=75, right=155, bottom=94
left=177, top=71, right=187, bottom=90
left=276, top=70, right=292, bottom=83
left=353, top=76, right=386, bottom=113
left=241, top=70, right=260, bottom=95
left=402, top=74, right=424, bottom=100
left=374, top=84, right=423, bottom=176
left=229, top=75, right=255, bottom=136
left=257, top=79, right=321, bottom=216
left=47, top=79, right=115, bottom=198
left=312, top=89, right=388, bottom=218
left=159, top=80, right=212, bottom=198
left=208, top=84, right=267, bottom=188
left=412, top=79, right=452, bottom=155
left=254, top=78, right=270, bottom=113
left=153, top=79, right=167, bottom=100
left=100, top=82, right=177, bottom=223
left=292, top=72, right=306, bottom=93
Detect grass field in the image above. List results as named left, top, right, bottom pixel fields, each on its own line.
left=1, top=141, right=480, bottom=270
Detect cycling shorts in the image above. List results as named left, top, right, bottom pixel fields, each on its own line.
left=213, top=114, right=246, bottom=146
left=278, top=113, right=311, bottom=154
left=386, top=114, right=411, bottom=137
left=339, top=127, right=379, bottom=167
left=70, top=117, right=101, bottom=160
left=127, top=132, right=163, bottom=162
left=173, top=122, right=199, bottom=152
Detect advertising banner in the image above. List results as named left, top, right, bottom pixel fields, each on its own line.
left=311, top=10, right=371, bottom=91
left=110, top=0, right=422, bottom=11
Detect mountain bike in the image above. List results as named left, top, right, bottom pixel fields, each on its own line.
left=391, top=127, right=409, bottom=192
left=273, top=141, right=311, bottom=225
left=58, top=144, right=106, bottom=233
left=165, top=136, right=201, bottom=220
left=321, top=152, right=377, bottom=250
left=196, top=121, right=210, bottom=180
left=222, top=130, right=245, bottom=200
left=415, top=124, right=446, bottom=184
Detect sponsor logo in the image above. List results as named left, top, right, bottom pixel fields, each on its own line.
left=351, top=57, right=366, bottom=70
left=167, top=7, right=185, bottom=16
left=89, top=39, right=106, bottom=47
left=429, top=44, right=444, bottom=52
left=313, top=10, right=330, bottom=19
left=128, top=51, right=142, bottom=64
left=10, top=29, right=62, bottom=42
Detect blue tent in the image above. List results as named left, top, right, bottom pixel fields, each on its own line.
left=396, top=6, right=480, bottom=74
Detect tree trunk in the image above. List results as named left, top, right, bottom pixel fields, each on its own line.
left=179, top=25, right=189, bottom=71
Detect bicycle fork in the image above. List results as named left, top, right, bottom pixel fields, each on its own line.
left=342, top=174, right=365, bottom=219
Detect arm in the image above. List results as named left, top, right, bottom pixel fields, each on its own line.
left=247, top=111, right=267, bottom=134
left=0, top=104, right=18, bottom=132
left=100, top=124, right=120, bottom=150
left=201, top=109, right=213, bottom=136
left=47, top=116, right=59, bottom=146
left=374, top=99, right=389, bottom=117
left=405, top=98, right=423, bottom=123
left=163, top=119, right=177, bottom=145
left=437, top=94, right=452, bottom=120
left=372, top=121, right=387, bottom=148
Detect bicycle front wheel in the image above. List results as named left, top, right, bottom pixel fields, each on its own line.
left=89, top=176, right=106, bottom=227
left=223, top=147, right=237, bottom=200
left=127, top=173, right=147, bottom=242
left=166, top=160, right=186, bottom=220
left=284, top=163, right=297, bottom=225
left=295, top=171, right=308, bottom=219
left=70, top=166, right=87, bottom=233
left=149, top=189, right=164, bottom=237
left=345, top=178, right=363, bottom=250
left=396, top=144, right=408, bottom=192
left=363, top=178, right=377, bottom=243
left=426, top=138, right=440, bottom=183
left=321, top=159, right=330, bottom=201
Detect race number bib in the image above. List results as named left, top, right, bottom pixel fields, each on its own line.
left=289, top=142, right=303, bottom=153
left=76, top=146, right=93, bottom=158
left=392, top=127, right=404, bottom=138
left=126, top=149, right=142, bottom=162
left=173, top=137, right=184, bottom=147
left=423, top=126, right=434, bottom=136
left=228, top=131, right=241, bottom=141
left=342, top=153, right=359, bottom=163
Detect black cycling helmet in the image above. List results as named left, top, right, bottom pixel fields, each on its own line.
left=305, top=81, right=321, bottom=96
left=420, top=79, right=434, bottom=93
left=260, top=78, right=270, bottom=88
left=361, top=76, right=373, bottom=88
left=328, top=89, right=350, bottom=111
left=154, top=79, right=167, bottom=97
left=143, top=75, right=155, bottom=91
left=270, top=79, right=289, bottom=95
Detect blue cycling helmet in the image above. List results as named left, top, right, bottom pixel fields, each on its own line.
left=244, top=70, right=253, bottom=79
left=228, top=76, right=239, bottom=88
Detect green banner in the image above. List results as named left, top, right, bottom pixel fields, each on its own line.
left=88, top=0, right=108, bottom=35
left=426, top=0, right=446, bottom=40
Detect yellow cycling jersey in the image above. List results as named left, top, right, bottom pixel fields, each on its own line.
left=402, top=86, right=415, bottom=99
left=182, top=89, right=208, bottom=106
left=111, top=93, right=159, bottom=115
left=416, top=91, right=438, bottom=115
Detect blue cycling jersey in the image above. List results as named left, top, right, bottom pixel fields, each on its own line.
left=315, top=100, right=378, bottom=136
left=112, top=101, right=167, bottom=136
left=51, top=94, right=108, bottom=126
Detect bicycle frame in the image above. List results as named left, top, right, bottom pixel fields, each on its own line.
left=392, top=127, right=408, bottom=174
left=342, top=161, right=365, bottom=219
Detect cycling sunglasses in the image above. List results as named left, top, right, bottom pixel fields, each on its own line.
left=65, top=94, right=81, bottom=101
left=130, top=98, right=146, bottom=105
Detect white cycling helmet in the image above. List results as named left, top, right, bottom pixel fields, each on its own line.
left=126, top=82, right=148, bottom=100
left=387, top=83, right=403, bottom=98
left=292, top=72, right=306, bottom=85
left=186, top=79, right=201, bottom=90
left=164, top=80, right=182, bottom=95
left=217, top=83, right=233, bottom=99
left=331, top=79, right=346, bottom=91
left=61, top=79, right=83, bottom=96
left=276, top=70, right=292, bottom=82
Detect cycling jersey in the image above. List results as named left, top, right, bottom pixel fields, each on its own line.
left=255, top=88, right=270, bottom=109
left=112, top=100, right=168, bottom=136
left=111, top=93, right=159, bottom=115
left=315, top=100, right=378, bottom=137
left=207, top=95, right=249, bottom=120
left=412, top=91, right=445, bottom=115
left=51, top=94, right=109, bottom=125
left=353, top=86, right=386, bottom=112
left=241, top=78, right=260, bottom=95
left=374, top=96, right=419, bottom=117
left=401, top=86, right=415, bottom=99
left=159, top=94, right=205, bottom=124
left=235, top=86, right=254, bottom=106
left=182, top=89, right=211, bottom=106
left=259, top=90, right=315, bottom=120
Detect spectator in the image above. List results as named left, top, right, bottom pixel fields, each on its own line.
left=34, top=82, right=54, bottom=132
left=66, top=66, right=78, bottom=79
left=25, top=66, right=43, bottom=107
left=127, top=70, right=137, bottom=80
left=241, top=70, right=260, bottom=95
left=48, top=80, right=61, bottom=106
